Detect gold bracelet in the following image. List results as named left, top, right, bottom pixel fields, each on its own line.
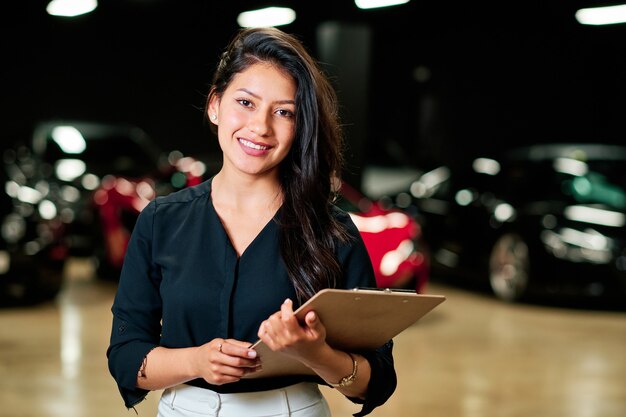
left=329, top=352, right=358, bottom=388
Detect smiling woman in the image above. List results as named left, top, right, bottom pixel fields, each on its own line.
left=107, top=27, right=397, bottom=417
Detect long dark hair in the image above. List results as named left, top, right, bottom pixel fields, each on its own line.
left=206, top=27, right=349, bottom=302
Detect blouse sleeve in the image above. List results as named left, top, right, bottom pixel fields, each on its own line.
left=106, top=200, right=162, bottom=408
left=334, top=209, right=398, bottom=417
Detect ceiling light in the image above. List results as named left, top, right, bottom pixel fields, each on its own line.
left=472, top=158, right=501, bottom=175
left=237, top=7, right=296, bottom=28
left=51, top=126, right=87, bottom=154
left=47, top=0, right=97, bottom=17
left=575, top=4, right=626, bottom=25
left=355, top=0, right=410, bottom=10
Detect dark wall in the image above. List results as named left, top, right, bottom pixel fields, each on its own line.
left=364, top=2, right=626, bottom=166
left=2, top=1, right=625, bottom=174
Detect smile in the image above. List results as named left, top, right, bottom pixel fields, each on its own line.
left=239, top=138, right=270, bottom=151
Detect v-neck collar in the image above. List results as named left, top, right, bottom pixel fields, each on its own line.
left=207, top=177, right=281, bottom=259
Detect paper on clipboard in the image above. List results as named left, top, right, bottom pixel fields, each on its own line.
left=244, top=288, right=446, bottom=379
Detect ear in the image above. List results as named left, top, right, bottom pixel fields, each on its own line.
left=207, top=94, right=220, bottom=125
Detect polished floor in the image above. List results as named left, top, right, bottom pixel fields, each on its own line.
left=1, top=258, right=625, bottom=417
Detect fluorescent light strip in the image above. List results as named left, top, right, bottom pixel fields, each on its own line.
left=47, top=0, right=97, bottom=17
left=575, top=4, right=626, bottom=26
left=237, top=7, right=296, bottom=28
left=564, top=205, right=625, bottom=228
left=355, top=0, right=410, bottom=9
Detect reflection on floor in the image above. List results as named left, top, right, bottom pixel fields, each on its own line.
left=1, top=258, right=625, bottom=417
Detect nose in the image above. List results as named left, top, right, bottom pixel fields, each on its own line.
left=248, top=110, right=271, bottom=137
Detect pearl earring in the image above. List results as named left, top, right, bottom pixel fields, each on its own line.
left=210, top=114, right=217, bottom=121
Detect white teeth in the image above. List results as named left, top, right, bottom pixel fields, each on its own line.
left=239, top=138, right=269, bottom=150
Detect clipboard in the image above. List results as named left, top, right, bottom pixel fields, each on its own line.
left=245, top=287, right=445, bottom=379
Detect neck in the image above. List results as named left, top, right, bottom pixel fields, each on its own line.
left=211, top=169, right=283, bottom=210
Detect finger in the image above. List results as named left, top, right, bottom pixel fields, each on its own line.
left=258, top=321, right=272, bottom=339
left=214, top=351, right=261, bottom=373
left=303, top=311, right=318, bottom=335
left=221, top=339, right=258, bottom=359
left=258, top=321, right=277, bottom=349
left=280, top=298, right=294, bottom=320
left=304, top=310, right=326, bottom=339
left=304, top=310, right=317, bottom=327
left=213, top=339, right=225, bottom=354
left=210, top=364, right=254, bottom=384
left=275, top=299, right=301, bottom=333
left=226, top=339, right=257, bottom=358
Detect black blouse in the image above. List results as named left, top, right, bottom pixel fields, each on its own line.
left=107, top=179, right=396, bottom=416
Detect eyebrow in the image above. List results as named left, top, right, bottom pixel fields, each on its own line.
left=236, top=88, right=295, bottom=105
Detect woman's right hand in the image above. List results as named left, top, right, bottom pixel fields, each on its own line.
left=192, top=339, right=261, bottom=385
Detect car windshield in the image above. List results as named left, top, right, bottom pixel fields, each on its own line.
left=567, top=160, right=626, bottom=210
left=502, top=145, right=626, bottom=210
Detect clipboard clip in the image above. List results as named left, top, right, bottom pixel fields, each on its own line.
left=352, top=287, right=417, bottom=294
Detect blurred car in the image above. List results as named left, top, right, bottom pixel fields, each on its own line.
left=10, top=120, right=206, bottom=280
left=387, top=143, right=626, bottom=302
left=337, top=181, right=429, bottom=293
left=1, top=148, right=68, bottom=306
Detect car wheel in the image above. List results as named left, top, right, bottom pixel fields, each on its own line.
left=489, top=233, right=530, bottom=302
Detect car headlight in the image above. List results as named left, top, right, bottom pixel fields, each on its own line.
left=2, top=213, right=26, bottom=243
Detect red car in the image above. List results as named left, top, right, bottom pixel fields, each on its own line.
left=93, top=155, right=205, bottom=273
left=337, top=182, right=429, bottom=293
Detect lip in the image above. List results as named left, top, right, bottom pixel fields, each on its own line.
left=238, top=137, right=272, bottom=156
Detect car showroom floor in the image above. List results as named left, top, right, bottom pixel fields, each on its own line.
left=0, top=257, right=624, bottom=417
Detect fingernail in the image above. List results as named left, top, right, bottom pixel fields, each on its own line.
left=248, top=350, right=257, bottom=358
left=283, top=298, right=291, bottom=304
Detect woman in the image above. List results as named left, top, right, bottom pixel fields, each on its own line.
left=107, top=27, right=396, bottom=417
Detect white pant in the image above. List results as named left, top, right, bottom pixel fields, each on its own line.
left=157, top=382, right=332, bottom=417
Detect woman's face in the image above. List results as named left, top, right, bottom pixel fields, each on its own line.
left=208, top=62, right=297, bottom=180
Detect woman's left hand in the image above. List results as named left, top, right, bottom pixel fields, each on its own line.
left=257, top=298, right=328, bottom=364
left=258, top=298, right=371, bottom=399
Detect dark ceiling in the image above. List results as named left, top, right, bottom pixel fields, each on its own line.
left=3, top=1, right=625, bottom=169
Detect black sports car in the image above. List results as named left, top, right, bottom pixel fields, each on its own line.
left=388, top=143, right=626, bottom=303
